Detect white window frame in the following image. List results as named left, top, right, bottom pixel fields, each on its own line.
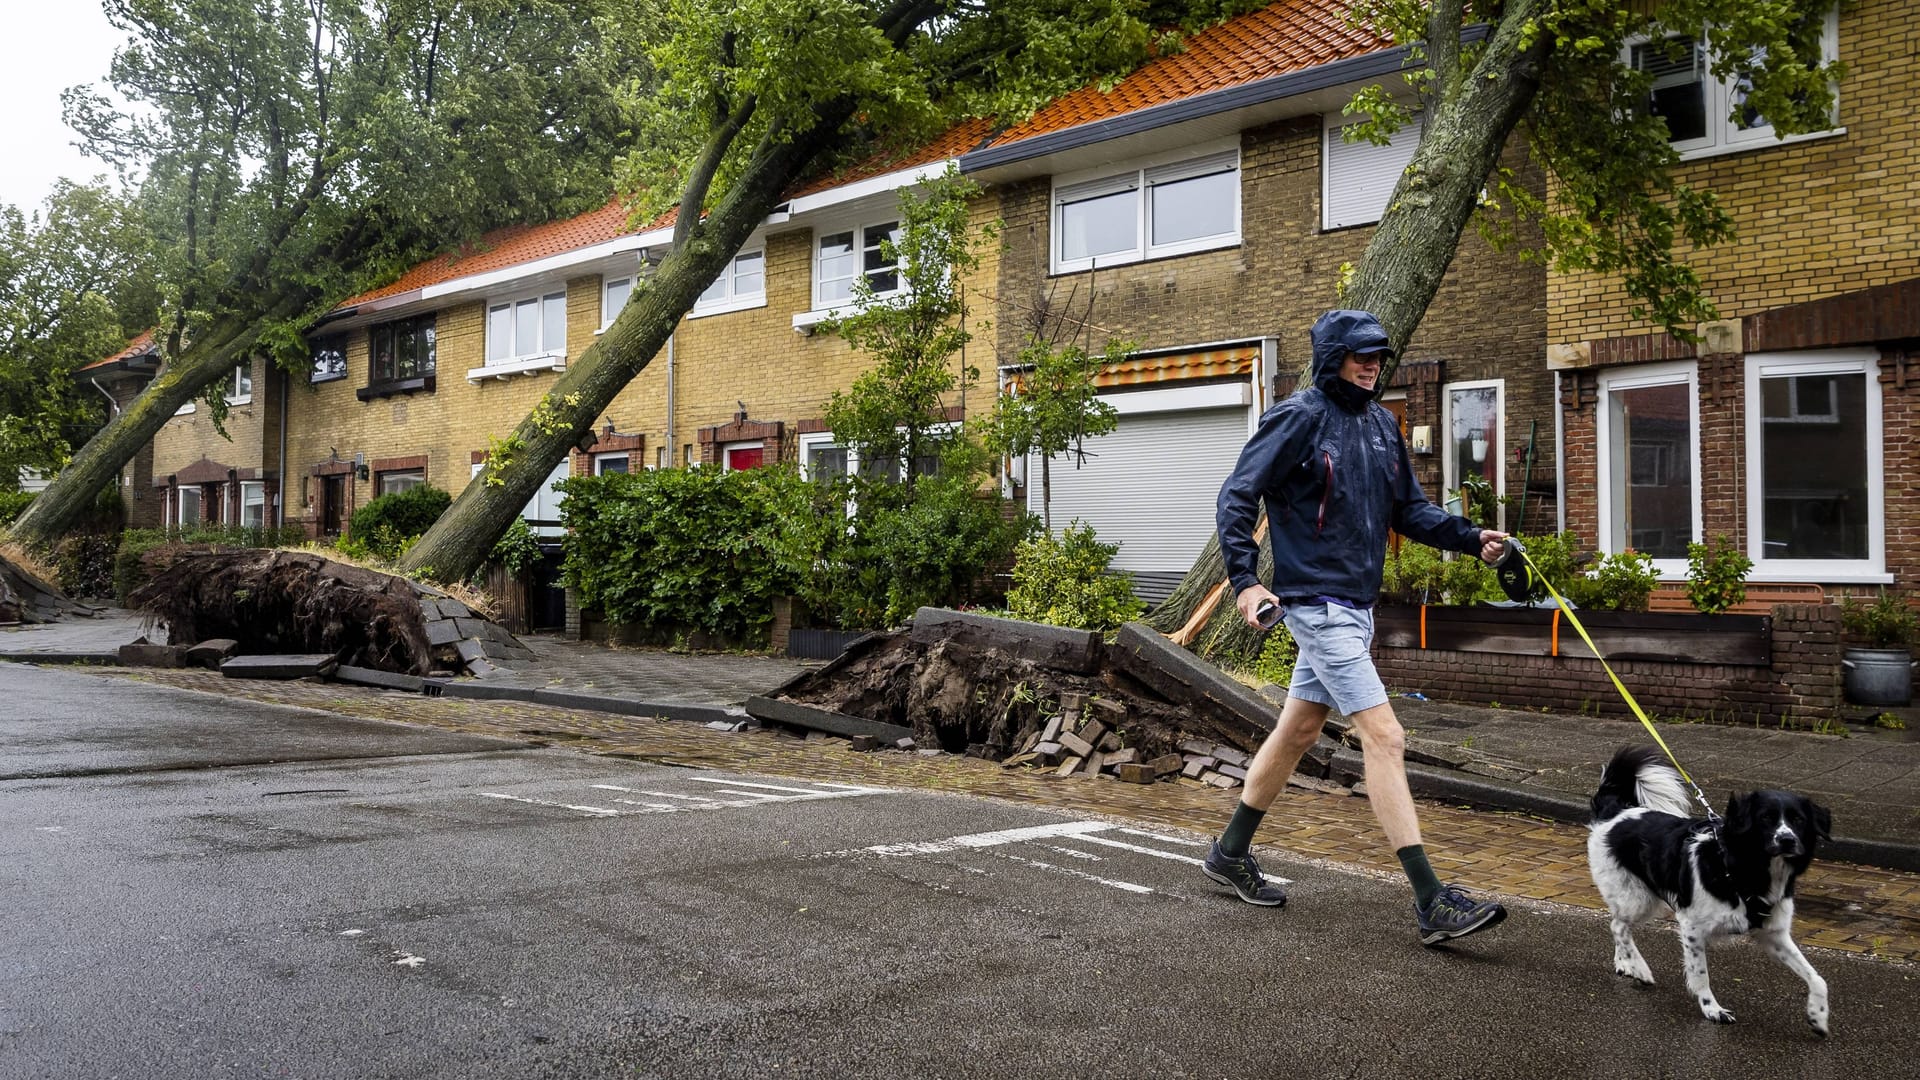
left=1624, top=10, right=1841, bottom=163
left=1743, top=349, right=1886, bottom=583
left=239, top=481, right=267, bottom=528
left=690, top=248, right=767, bottom=318
left=592, top=451, right=631, bottom=476
left=1049, top=140, right=1241, bottom=275
left=1441, top=379, right=1506, bottom=532
left=475, top=287, right=568, bottom=381
left=229, top=361, right=254, bottom=405
left=600, top=275, right=633, bottom=332
left=1323, top=112, right=1424, bottom=230
left=378, top=469, right=425, bottom=496
left=797, top=431, right=850, bottom=482
left=175, top=485, right=202, bottom=526
left=801, top=219, right=905, bottom=320
left=1596, top=360, right=1701, bottom=577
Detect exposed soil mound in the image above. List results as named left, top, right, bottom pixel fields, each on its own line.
left=130, top=547, right=434, bottom=673
left=776, top=624, right=1265, bottom=767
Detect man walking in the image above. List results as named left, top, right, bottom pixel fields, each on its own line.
left=1203, top=309, right=1510, bottom=945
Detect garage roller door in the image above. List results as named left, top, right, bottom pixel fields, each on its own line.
left=1028, top=406, right=1249, bottom=584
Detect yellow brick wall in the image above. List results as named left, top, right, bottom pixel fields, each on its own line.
left=151, top=373, right=270, bottom=482
left=1550, top=0, right=1919, bottom=342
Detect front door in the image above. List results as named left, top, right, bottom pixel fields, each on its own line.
left=320, top=475, right=346, bottom=537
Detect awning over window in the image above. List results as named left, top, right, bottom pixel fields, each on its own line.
left=1005, top=343, right=1257, bottom=391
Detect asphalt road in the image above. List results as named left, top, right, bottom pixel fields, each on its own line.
left=2, top=661, right=1915, bottom=1079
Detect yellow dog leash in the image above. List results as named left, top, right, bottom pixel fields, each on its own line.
left=1502, top=538, right=1722, bottom=822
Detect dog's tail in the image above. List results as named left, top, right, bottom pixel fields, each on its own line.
left=1592, top=746, right=1694, bottom=822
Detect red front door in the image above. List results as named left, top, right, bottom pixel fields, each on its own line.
left=725, top=446, right=764, bottom=471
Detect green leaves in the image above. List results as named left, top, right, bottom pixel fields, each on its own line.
left=1005, top=522, right=1143, bottom=632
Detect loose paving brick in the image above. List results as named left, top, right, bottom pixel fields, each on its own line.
left=76, top=665, right=1920, bottom=966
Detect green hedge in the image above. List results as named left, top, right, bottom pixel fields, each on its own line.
left=0, top=490, right=35, bottom=525
left=346, top=485, right=452, bottom=561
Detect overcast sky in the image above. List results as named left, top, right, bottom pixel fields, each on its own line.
left=0, top=2, right=130, bottom=213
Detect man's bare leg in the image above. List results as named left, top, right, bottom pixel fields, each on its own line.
left=1346, top=701, right=1420, bottom=849
left=1240, top=695, right=1333, bottom=811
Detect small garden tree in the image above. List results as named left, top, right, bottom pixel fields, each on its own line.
left=981, top=329, right=1125, bottom=534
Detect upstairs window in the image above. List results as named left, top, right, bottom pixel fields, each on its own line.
left=486, top=289, right=567, bottom=365
left=601, top=275, right=632, bottom=330
left=311, top=336, right=347, bottom=383
left=692, top=248, right=767, bottom=316
left=816, top=222, right=901, bottom=308
left=370, top=314, right=436, bottom=384
left=1627, top=10, right=1839, bottom=158
left=229, top=360, right=253, bottom=404
left=1323, top=113, right=1424, bottom=230
left=1052, top=145, right=1240, bottom=273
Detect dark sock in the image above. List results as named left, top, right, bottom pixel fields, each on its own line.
left=1398, top=845, right=1443, bottom=909
left=1218, top=801, right=1266, bottom=858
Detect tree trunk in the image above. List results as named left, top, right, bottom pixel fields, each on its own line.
left=1151, top=4, right=1553, bottom=663
left=8, top=317, right=259, bottom=548
left=398, top=108, right=856, bottom=583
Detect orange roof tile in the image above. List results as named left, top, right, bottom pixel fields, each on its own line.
left=988, top=0, right=1388, bottom=148
left=788, top=117, right=998, bottom=198
left=82, top=329, right=157, bottom=372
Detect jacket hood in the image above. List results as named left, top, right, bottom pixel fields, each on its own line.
left=1310, top=309, right=1395, bottom=382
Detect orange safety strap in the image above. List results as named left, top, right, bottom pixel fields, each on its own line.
left=1550, top=609, right=1561, bottom=657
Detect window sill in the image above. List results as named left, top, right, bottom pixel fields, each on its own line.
left=357, top=374, right=437, bottom=401
left=1047, top=237, right=1241, bottom=278
left=310, top=373, right=347, bottom=385
left=1675, top=126, right=1845, bottom=164
left=688, top=295, right=768, bottom=320
left=467, top=353, right=565, bottom=382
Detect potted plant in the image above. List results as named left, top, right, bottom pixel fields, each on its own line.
left=1840, top=589, right=1918, bottom=706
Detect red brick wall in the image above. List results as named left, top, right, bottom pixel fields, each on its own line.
left=1373, top=603, right=1843, bottom=722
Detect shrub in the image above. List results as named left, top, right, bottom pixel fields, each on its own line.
left=347, top=485, right=452, bottom=561
left=562, top=466, right=828, bottom=643
left=53, top=533, right=119, bottom=598
left=1005, top=521, right=1143, bottom=632
left=1440, top=549, right=1499, bottom=605
left=1380, top=541, right=1445, bottom=605
left=1248, top=619, right=1297, bottom=686
left=1685, top=535, right=1752, bottom=614
left=1588, top=549, right=1659, bottom=612
left=0, top=490, right=35, bottom=525
left=1840, top=589, right=1918, bottom=649
left=487, top=517, right=542, bottom=578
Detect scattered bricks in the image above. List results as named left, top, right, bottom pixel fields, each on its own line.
left=1300, top=736, right=1339, bottom=776
left=1204, top=772, right=1241, bottom=789
left=917, top=748, right=942, bottom=756
left=705, top=720, right=749, bottom=733
left=1286, top=774, right=1349, bottom=796
left=1081, top=751, right=1106, bottom=775
left=1097, top=732, right=1121, bottom=753
left=1215, top=763, right=1249, bottom=781
left=850, top=735, right=879, bottom=752
left=1211, top=745, right=1251, bottom=768
left=1055, top=755, right=1085, bottom=777
left=1019, top=731, right=1041, bottom=754
left=1039, top=716, right=1063, bottom=742
left=1030, top=740, right=1065, bottom=763
left=183, top=639, right=238, bottom=669
left=1178, top=739, right=1215, bottom=757
left=1351, top=781, right=1369, bottom=798
left=1104, top=747, right=1140, bottom=768
left=1181, top=757, right=1215, bottom=779
left=1001, top=752, right=1040, bottom=768
left=1058, top=731, right=1096, bottom=758
left=1078, top=720, right=1109, bottom=746
left=1116, top=763, right=1156, bottom=784
left=424, top=619, right=462, bottom=647
left=910, top=607, right=1104, bottom=673
left=118, top=643, right=187, bottom=668
left=965, top=743, right=1002, bottom=761
left=1147, top=753, right=1184, bottom=777
left=1057, top=690, right=1086, bottom=712
left=894, top=737, right=917, bottom=750
left=1085, top=697, right=1127, bottom=726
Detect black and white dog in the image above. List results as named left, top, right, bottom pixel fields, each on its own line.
left=1587, top=746, right=1833, bottom=1035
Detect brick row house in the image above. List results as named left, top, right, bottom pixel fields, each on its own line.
left=76, top=331, right=281, bottom=531
left=1549, top=0, right=1919, bottom=601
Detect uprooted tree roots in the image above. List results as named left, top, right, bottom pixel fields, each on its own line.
left=776, top=631, right=1263, bottom=763
left=130, top=547, right=433, bottom=673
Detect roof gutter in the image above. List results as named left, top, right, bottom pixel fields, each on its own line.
left=958, top=26, right=1491, bottom=174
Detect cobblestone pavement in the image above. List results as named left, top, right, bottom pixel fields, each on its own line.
left=471, top=634, right=816, bottom=705
left=64, top=664, right=1920, bottom=966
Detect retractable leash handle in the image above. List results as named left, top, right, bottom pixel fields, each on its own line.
left=1509, top=542, right=1723, bottom=824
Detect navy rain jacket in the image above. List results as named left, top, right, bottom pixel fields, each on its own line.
left=1216, top=310, right=1483, bottom=603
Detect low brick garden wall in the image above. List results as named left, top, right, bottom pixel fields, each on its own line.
left=1371, top=602, right=1844, bottom=722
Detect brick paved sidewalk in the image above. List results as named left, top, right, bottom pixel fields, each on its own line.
left=68, top=665, right=1920, bottom=966
left=470, top=633, right=814, bottom=706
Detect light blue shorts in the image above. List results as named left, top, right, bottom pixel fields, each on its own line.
left=1281, top=601, right=1389, bottom=715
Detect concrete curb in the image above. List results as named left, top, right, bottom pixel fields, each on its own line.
left=421, top=677, right=748, bottom=727
left=1327, top=748, right=1920, bottom=875
left=0, top=652, right=122, bottom=665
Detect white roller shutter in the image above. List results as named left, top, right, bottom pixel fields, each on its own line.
left=1323, top=112, right=1424, bottom=229
left=1029, top=406, right=1249, bottom=574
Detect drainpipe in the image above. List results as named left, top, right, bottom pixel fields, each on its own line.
left=664, top=332, right=676, bottom=468
left=90, top=377, right=120, bottom=416
left=1554, top=370, right=1566, bottom=534
left=277, top=368, right=289, bottom=529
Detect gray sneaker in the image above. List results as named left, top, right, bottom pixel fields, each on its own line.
left=1201, top=840, right=1288, bottom=906
left=1415, top=884, right=1507, bottom=945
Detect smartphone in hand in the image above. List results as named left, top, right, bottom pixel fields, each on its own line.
left=1254, top=600, right=1283, bottom=630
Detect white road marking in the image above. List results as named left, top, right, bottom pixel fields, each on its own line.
left=1119, top=827, right=1205, bottom=847
left=479, top=775, right=892, bottom=818
left=688, top=777, right=858, bottom=795
left=593, top=786, right=722, bottom=803
left=1071, top=833, right=1210, bottom=868
left=392, top=953, right=426, bottom=968
left=479, top=793, right=619, bottom=816
left=996, top=852, right=1154, bottom=894
left=861, top=820, right=1113, bottom=857
left=338, top=929, right=366, bottom=937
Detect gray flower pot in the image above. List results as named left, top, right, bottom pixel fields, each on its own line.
left=1842, top=647, right=1916, bottom=706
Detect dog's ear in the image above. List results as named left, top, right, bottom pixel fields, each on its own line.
left=1723, top=793, right=1745, bottom=828
left=1810, top=800, right=1832, bottom=842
